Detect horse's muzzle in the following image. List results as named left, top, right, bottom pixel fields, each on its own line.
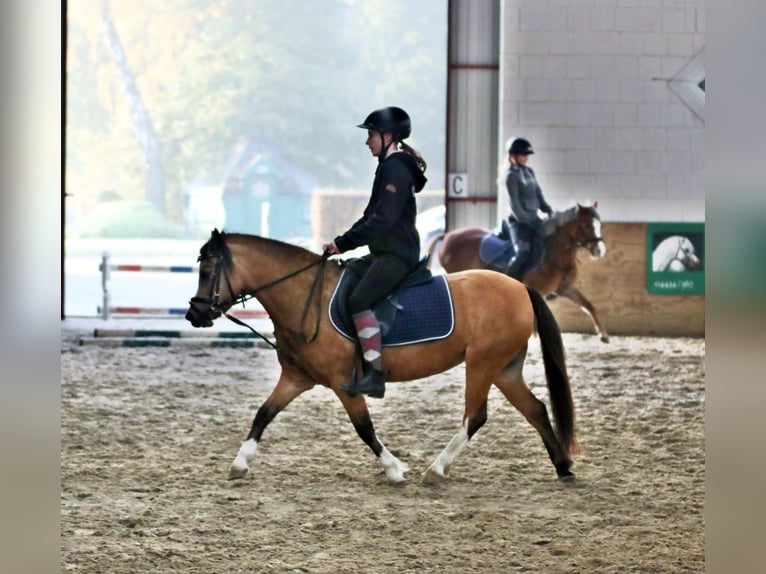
left=185, top=300, right=217, bottom=328
left=185, top=311, right=209, bottom=328
left=185, top=308, right=213, bottom=328
left=590, top=239, right=607, bottom=259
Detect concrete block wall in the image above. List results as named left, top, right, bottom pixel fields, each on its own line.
left=498, top=0, right=705, bottom=224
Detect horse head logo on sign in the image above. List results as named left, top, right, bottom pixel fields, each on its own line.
left=652, top=235, right=702, bottom=272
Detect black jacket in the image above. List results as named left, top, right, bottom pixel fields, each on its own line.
left=334, top=152, right=427, bottom=264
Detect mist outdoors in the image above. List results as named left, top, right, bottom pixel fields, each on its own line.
left=65, top=0, right=447, bottom=316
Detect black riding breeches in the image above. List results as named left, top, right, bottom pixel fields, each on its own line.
left=348, top=253, right=413, bottom=314
left=510, top=222, right=535, bottom=258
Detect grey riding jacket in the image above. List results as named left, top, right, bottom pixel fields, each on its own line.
left=505, top=164, right=553, bottom=226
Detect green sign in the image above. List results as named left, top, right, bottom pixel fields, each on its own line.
left=646, top=222, right=705, bottom=295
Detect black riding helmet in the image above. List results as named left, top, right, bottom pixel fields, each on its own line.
left=358, top=106, right=411, bottom=141
left=508, top=137, right=534, bottom=155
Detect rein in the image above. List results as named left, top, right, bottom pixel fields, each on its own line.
left=191, top=251, right=330, bottom=351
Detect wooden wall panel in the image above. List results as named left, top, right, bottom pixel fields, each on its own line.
left=546, top=223, right=705, bottom=338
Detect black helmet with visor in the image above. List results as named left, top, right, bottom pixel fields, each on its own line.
left=508, top=137, right=534, bottom=155
left=358, top=107, right=411, bottom=141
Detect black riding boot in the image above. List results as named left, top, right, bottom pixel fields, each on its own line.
left=341, top=310, right=386, bottom=399
left=505, top=234, right=531, bottom=280
left=504, top=254, right=526, bottom=281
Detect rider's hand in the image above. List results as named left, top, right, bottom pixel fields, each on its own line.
left=322, top=242, right=340, bottom=255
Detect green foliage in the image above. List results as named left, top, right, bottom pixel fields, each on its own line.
left=70, top=200, right=187, bottom=239
left=67, top=0, right=447, bottom=233
left=97, top=189, right=123, bottom=202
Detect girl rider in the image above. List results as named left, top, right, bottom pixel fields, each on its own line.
left=323, top=107, right=427, bottom=399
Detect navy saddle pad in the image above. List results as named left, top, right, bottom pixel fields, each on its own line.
left=329, top=270, right=455, bottom=347
left=479, top=234, right=515, bottom=267
left=479, top=232, right=544, bottom=273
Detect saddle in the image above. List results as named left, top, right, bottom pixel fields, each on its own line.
left=329, top=257, right=455, bottom=346
left=495, top=218, right=512, bottom=241
left=482, top=220, right=544, bottom=274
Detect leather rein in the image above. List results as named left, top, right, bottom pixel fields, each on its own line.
left=189, top=250, right=330, bottom=351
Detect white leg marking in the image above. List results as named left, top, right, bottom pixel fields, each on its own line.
left=379, top=445, right=410, bottom=484
left=423, top=425, right=470, bottom=483
left=229, top=438, right=258, bottom=479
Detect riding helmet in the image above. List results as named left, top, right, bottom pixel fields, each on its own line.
left=508, top=137, right=534, bottom=155
left=358, top=107, right=411, bottom=140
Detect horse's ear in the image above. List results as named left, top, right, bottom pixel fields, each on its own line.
left=212, top=228, right=221, bottom=240
left=593, top=200, right=598, bottom=208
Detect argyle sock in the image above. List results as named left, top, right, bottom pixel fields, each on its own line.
left=352, top=310, right=382, bottom=372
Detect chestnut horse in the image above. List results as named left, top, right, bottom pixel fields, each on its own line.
left=428, top=203, right=609, bottom=342
left=185, top=229, right=579, bottom=485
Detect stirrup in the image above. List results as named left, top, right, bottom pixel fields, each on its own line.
left=341, top=369, right=385, bottom=399
left=340, top=366, right=362, bottom=396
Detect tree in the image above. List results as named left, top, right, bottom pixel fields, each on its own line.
left=100, top=0, right=166, bottom=214
left=67, top=0, right=447, bottom=227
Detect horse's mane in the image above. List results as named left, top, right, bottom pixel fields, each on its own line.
left=200, top=229, right=232, bottom=270
left=201, top=229, right=318, bottom=273
left=552, top=205, right=579, bottom=226
left=543, top=206, right=578, bottom=236
left=579, top=202, right=601, bottom=221
left=552, top=203, right=600, bottom=224
left=543, top=203, right=600, bottom=237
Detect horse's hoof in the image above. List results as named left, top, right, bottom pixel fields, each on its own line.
left=600, top=335, right=610, bottom=343
left=228, top=466, right=249, bottom=480
left=384, top=470, right=408, bottom=485
left=557, top=472, right=576, bottom=483
left=555, top=460, right=575, bottom=482
left=421, top=467, right=447, bottom=485
left=385, top=468, right=409, bottom=485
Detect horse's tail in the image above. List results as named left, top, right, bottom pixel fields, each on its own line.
left=526, top=287, right=580, bottom=457
left=425, top=232, right=446, bottom=269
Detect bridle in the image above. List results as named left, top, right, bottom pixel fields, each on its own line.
left=671, top=237, right=689, bottom=262
left=663, top=237, right=694, bottom=270
left=189, top=253, right=232, bottom=313
left=574, top=214, right=604, bottom=249
left=547, top=207, right=603, bottom=251
left=188, top=248, right=330, bottom=350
